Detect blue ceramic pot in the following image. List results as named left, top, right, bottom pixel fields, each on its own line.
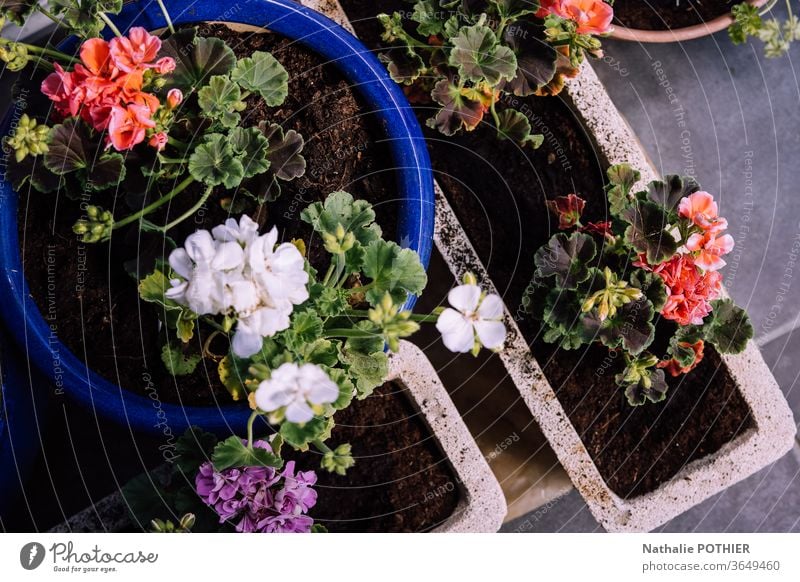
left=0, top=0, right=434, bottom=436
left=0, top=332, right=49, bottom=518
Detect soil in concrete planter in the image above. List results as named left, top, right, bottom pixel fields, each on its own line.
left=19, top=24, right=397, bottom=406
left=340, top=0, right=754, bottom=500
left=613, top=0, right=736, bottom=31
left=291, top=381, right=460, bottom=532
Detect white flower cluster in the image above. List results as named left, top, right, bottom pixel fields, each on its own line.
left=166, top=215, right=309, bottom=358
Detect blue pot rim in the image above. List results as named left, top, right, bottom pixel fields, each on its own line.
left=0, top=0, right=434, bottom=436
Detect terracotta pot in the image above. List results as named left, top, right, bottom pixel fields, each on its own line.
left=610, top=0, right=768, bottom=43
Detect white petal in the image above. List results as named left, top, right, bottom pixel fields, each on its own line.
left=231, top=325, right=263, bottom=358
left=226, top=280, right=259, bottom=313
left=284, top=400, right=314, bottom=424
left=302, top=366, right=339, bottom=404
left=255, top=380, right=294, bottom=412
left=477, top=293, right=503, bottom=320
left=164, top=281, right=187, bottom=303
left=447, top=284, right=481, bottom=313
left=252, top=306, right=292, bottom=337
left=474, top=320, right=506, bottom=350
left=436, top=309, right=475, bottom=353
left=184, top=230, right=216, bottom=264
left=168, top=248, right=192, bottom=279
left=211, top=241, right=244, bottom=271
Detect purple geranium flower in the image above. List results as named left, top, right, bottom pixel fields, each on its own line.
left=195, top=439, right=318, bottom=533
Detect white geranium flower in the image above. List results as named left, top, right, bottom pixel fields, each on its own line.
left=254, top=362, right=339, bottom=424
left=247, top=227, right=310, bottom=306
left=212, top=214, right=260, bottom=245
left=165, top=215, right=311, bottom=358
left=436, top=283, right=506, bottom=353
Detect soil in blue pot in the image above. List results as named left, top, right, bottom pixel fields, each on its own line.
left=20, top=25, right=399, bottom=407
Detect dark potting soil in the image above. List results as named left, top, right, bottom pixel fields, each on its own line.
left=20, top=24, right=397, bottom=406
left=613, top=0, right=737, bottom=31
left=290, top=381, right=460, bottom=532
left=339, top=0, right=754, bottom=499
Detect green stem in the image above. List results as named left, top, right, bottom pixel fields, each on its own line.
left=312, top=440, right=332, bottom=454
left=490, top=100, right=501, bottom=135
left=0, top=38, right=75, bottom=63
left=155, top=0, right=177, bottom=34
left=114, top=175, right=194, bottom=230
left=203, top=317, right=225, bottom=333
left=98, top=12, right=124, bottom=38
left=344, top=309, right=440, bottom=323
left=246, top=411, right=259, bottom=450
left=324, top=328, right=382, bottom=339
left=167, top=136, right=189, bottom=151
left=322, top=262, right=336, bottom=286
left=35, top=4, right=62, bottom=27
left=344, top=282, right=374, bottom=295
left=157, top=186, right=213, bottom=233
left=158, top=156, right=189, bottom=164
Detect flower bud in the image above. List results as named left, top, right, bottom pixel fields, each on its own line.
left=148, top=131, right=168, bottom=151
left=154, top=56, right=176, bottom=75
left=166, top=88, right=183, bottom=109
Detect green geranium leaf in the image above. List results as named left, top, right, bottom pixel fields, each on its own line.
left=301, top=339, right=340, bottom=367
left=622, top=367, right=668, bottom=406
left=428, top=78, right=486, bottom=135
left=49, top=0, right=122, bottom=38
left=284, top=310, right=324, bottom=353
left=44, top=118, right=125, bottom=189
left=363, top=239, right=428, bottom=305
left=490, top=0, right=540, bottom=19
left=231, top=51, right=289, bottom=106
left=174, top=426, right=218, bottom=475
left=314, top=286, right=349, bottom=317
left=345, top=321, right=385, bottom=354
left=630, top=270, right=668, bottom=312
left=326, top=367, right=356, bottom=410
left=230, top=126, right=270, bottom=178
left=582, top=298, right=655, bottom=355
left=6, top=154, right=62, bottom=194
left=379, top=47, right=426, bottom=85
left=212, top=436, right=283, bottom=471
left=161, top=343, right=201, bottom=376
left=1, top=1, right=38, bottom=26
left=502, top=21, right=557, bottom=97
left=189, top=134, right=244, bottom=189
left=647, top=174, right=700, bottom=212
left=197, top=75, right=244, bottom=128
left=729, top=3, right=763, bottom=45
left=534, top=231, right=596, bottom=290
left=161, top=32, right=237, bottom=93
left=138, top=269, right=181, bottom=310
left=411, top=1, right=444, bottom=36
left=496, top=109, right=544, bottom=148
left=450, top=24, right=517, bottom=85
left=622, top=200, right=678, bottom=265
left=218, top=354, right=249, bottom=401
left=301, top=190, right=382, bottom=246
left=606, top=163, right=640, bottom=217
left=280, top=416, right=333, bottom=451
left=339, top=346, right=389, bottom=399
left=260, top=122, right=306, bottom=181
left=703, top=299, right=753, bottom=354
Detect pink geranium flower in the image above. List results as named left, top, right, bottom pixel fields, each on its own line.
left=540, top=1, right=614, bottom=35
left=678, top=191, right=728, bottom=233
left=686, top=230, right=734, bottom=272
left=108, top=27, right=162, bottom=73
left=647, top=254, right=722, bottom=326
left=107, top=103, right=156, bottom=151
left=148, top=131, right=168, bottom=151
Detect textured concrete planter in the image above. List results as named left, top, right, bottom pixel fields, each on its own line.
left=52, top=341, right=506, bottom=533
left=433, top=62, right=797, bottom=532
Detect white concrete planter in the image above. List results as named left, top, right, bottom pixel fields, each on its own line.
left=431, top=63, right=798, bottom=531
left=52, top=341, right=506, bottom=533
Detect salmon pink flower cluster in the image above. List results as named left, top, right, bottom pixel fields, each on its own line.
left=527, top=165, right=753, bottom=406
left=537, top=0, right=614, bottom=35
left=41, top=27, right=175, bottom=152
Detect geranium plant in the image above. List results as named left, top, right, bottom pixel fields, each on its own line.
left=127, top=191, right=507, bottom=533
left=729, top=1, right=800, bottom=57
left=523, top=164, right=753, bottom=406
left=376, top=0, right=613, bottom=144
left=3, top=5, right=306, bottom=242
